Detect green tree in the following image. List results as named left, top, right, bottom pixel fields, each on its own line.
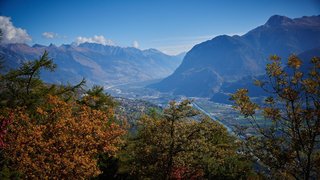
left=0, top=51, right=85, bottom=109
left=231, top=55, right=320, bottom=179
left=121, top=100, right=253, bottom=179
left=80, top=85, right=117, bottom=112
left=0, top=51, right=56, bottom=108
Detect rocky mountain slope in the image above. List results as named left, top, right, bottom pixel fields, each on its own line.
left=150, top=15, right=320, bottom=97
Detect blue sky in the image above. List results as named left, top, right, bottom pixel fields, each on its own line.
left=0, top=0, right=319, bottom=55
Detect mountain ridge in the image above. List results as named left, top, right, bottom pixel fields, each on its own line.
left=150, top=14, right=320, bottom=97
left=0, top=42, right=183, bottom=86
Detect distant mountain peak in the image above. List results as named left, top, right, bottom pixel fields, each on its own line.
left=32, top=44, right=46, bottom=48
left=143, top=48, right=162, bottom=54
left=212, top=35, right=236, bottom=42
left=265, top=15, right=294, bottom=26
left=49, top=43, right=57, bottom=48
left=77, top=42, right=112, bottom=50
left=59, top=44, right=74, bottom=50
left=78, top=42, right=104, bottom=46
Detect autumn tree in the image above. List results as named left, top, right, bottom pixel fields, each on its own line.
left=231, top=55, right=320, bottom=179
left=0, top=51, right=84, bottom=178
left=121, top=100, right=253, bottom=179
left=2, top=95, right=125, bottom=179
left=0, top=51, right=126, bottom=178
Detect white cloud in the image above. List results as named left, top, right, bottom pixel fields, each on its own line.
left=158, top=44, right=193, bottom=56
left=132, top=40, right=139, bottom=48
left=150, top=33, right=244, bottom=55
left=42, top=32, right=58, bottom=39
left=42, top=32, right=67, bottom=39
left=0, top=16, right=32, bottom=44
left=74, top=35, right=114, bottom=46
left=149, top=35, right=216, bottom=55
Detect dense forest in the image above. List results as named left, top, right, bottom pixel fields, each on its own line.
left=0, top=37, right=319, bottom=179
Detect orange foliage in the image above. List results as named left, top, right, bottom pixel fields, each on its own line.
left=171, top=166, right=204, bottom=180
left=0, top=112, right=13, bottom=148
left=4, top=95, right=125, bottom=179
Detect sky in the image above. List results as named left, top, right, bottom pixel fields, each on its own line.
left=0, top=0, right=319, bottom=55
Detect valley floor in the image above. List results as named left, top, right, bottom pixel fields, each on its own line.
left=105, top=81, right=265, bottom=135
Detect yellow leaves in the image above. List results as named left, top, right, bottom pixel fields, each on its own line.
left=3, top=95, right=126, bottom=179
left=230, top=89, right=258, bottom=117
left=253, top=79, right=263, bottom=87
left=266, top=62, right=283, bottom=77
left=287, top=55, right=302, bottom=69
left=303, top=78, right=318, bottom=94
left=291, top=71, right=303, bottom=84
left=231, top=54, right=320, bottom=178
left=270, top=55, right=281, bottom=61
left=281, top=87, right=299, bottom=101
left=263, top=107, right=281, bottom=121
left=311, top=56, right=320, bottom=65
left=309, top=70, right=317, bottom=77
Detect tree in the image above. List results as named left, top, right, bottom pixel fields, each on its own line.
left=231, top=55, right=320, bottom=179
left=0, top=51, right=126, bottom=178
left=121, top=100, right=253, bottom=179
left=80, top=85, right=117, bottom=113
left=3, top=95, right=125, bottom=179
left=0, top=51, right=56, bottom=108
left=0, top=51, right=86, bottom=109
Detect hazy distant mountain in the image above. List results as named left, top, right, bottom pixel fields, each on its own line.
left=150, top=15, right=320, bottom=97
left=0, top=43, right=183, bottom=86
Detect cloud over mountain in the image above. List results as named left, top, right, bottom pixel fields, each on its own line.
left=0, top=16, right=32, bottom=44
left=132, top=40, right=139, bottom=48
left=42, top=32, right=58, bottom=39
left=74, top=35, right=114, bottom=46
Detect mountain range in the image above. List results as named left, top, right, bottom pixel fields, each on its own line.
left=0, top=43, right=184, bottom=86
left=149, top=15, right=320, bottom=97
left=1, top=15, right=319, bottom=101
